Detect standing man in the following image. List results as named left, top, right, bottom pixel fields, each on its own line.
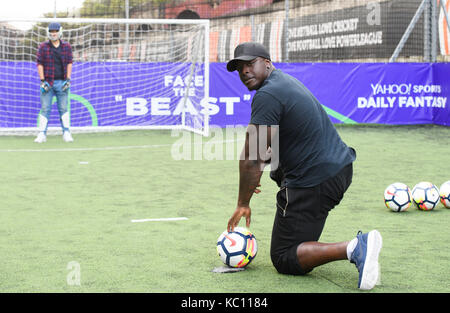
left=35, top=22, right=73, bottom=143
left=226, top=42, right=382, bottom=290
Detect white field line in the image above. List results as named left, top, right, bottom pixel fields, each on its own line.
left=0, top=139, right=243, bottom=153
left=0, top=143, right=172, bottom=152
left=131, top=217, right=189, bottom=223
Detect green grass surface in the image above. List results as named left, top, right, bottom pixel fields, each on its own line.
left=0, top=125, right=449, bottom=293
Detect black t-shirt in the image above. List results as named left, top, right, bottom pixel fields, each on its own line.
left=51, top=42, right=64, bottom=80
left=250, top=69, right=356, bottom=188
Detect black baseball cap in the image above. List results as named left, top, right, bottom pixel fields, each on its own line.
left=226, top=42, right=271, bottom=72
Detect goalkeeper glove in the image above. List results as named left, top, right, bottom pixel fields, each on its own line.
left=62, top=79, right=71, bottom=92
left=40, top=80, right=50, bottom=94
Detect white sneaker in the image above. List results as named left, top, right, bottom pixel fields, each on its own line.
left=63, top=131, right=74, bottom=142
left=34, top=132, right=46, bottom=143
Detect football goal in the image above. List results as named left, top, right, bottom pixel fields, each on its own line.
left=0, top=18, right=210, bottom=136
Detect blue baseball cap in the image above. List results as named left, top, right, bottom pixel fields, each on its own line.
left=48, top=22, right=61, bottom=31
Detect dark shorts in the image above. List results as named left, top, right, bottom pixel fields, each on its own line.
left=270, top=162, right=353, bottom=275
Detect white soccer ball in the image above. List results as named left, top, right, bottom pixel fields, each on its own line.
left=412, top=182, right=440, bottom=211
left=384, top=182, right=412, bottom=212
left=216, top=227, right=257, bottom=268
left=439, top=181, right=450, bottom=209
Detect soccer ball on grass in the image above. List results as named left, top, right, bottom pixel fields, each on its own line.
left=217, top=227, right=257, bottom=268
left=439, top=181, right=450, bottom=209
left=412, top=182, right=440, bottom=211
left=384, top=182, right=412, bottom=212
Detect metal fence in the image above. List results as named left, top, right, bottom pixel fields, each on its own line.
left=2, top=0, right=450, bottom=62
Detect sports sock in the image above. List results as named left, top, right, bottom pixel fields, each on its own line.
left=346, top=237, right=358, bottom=261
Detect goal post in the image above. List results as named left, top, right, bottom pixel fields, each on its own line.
left=0, top=18, right=210, bottom=136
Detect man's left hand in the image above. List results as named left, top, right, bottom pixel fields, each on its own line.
left=62, top=79, right=71, bottom=91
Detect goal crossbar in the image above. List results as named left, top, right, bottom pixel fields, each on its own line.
left=0, top=17, right=210, bottom=26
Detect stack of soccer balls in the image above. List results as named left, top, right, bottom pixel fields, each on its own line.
left=384, top=181, right=450, bottom=212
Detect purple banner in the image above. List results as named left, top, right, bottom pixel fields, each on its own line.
left=0, top=62, right=448, bottom=129
left=211, top=62, right=450, bottom=127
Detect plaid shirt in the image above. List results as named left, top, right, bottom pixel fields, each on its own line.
left=36, top=40, right=73, bottom=86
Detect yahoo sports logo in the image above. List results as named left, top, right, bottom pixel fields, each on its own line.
left=36, top=92, right=98, bottom=127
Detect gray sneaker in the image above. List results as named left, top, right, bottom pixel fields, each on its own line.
left=350, top=230, right=382, bottom=290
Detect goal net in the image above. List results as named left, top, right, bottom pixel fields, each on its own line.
left=0, top=18, right=210, bottom=136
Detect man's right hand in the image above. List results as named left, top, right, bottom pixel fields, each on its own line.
left=227, top=206, right=251, bottom=232
left=40, top=81, right=50, bottom=94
